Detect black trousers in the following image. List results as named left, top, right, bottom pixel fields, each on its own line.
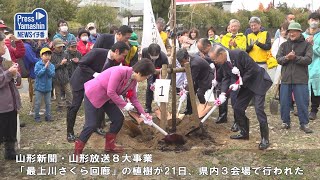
left=0, top=110, right=17, bottom=144
left=145, top=77, right=155, bottom=109
left=311, top=85, right=320, bottom=113
left=79, top=95, right=124, bottom=143
left=233, top=87, right=268, bottom=127
left=67, top=89, right=105, bottom=134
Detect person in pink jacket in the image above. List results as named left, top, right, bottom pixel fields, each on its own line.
left=75, top=58, right=155, bottom=155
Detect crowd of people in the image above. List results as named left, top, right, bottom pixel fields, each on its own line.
left=0, top=11, right=319, bottom=160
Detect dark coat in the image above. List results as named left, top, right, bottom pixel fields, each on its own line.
left=141, top=48, right=169, bottom=84
left=0, top=58, right=21, bottom=113
left=93, top=34, right=115, bottom=49
left=276, top=35, right=312, bottom=84
left=51, top=51, right=69, bottom=85
left=70, top=48, right=109, bottom=91
left=64, top=49, right=82, bottom=78
left=221, top=50, right=272, bottom=95
left=189, top=55, right=214, bottom=89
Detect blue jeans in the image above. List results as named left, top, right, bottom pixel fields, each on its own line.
left=34, top=91, right=51, bottom=121
left=280, top=84, right=309, bottom=125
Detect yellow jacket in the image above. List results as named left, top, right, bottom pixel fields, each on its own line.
left=221, top=33, right=246, bottom=50
left=247, top=31, right=268, bottom=63
left=160, top=31, right=168, bottom=46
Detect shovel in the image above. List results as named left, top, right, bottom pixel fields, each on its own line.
left=203, top=84, right=215, bottom=111
left=186, top=88, right=233, bottom=136
left=269, top=76, right=281, bottom=115
left=141, top=114, right=185, bottom=145
left=186, top=105, right=219, bottom=136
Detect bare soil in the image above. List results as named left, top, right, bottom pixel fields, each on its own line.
left=0, top=80, right=319, bottom=179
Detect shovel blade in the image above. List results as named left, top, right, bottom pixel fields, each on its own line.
left=185, top=126, right=201, bottom=136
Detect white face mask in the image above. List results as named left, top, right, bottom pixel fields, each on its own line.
left=89, top=29, right=96, bottom=35
left=150, top=55, right=159, bottom=60
left=60, top=26, right=68, bottom=32
left=310, top=22, right=319, bottom=29
left=81, top=36, right=89, bottom=42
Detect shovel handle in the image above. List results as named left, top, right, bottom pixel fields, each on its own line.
left=200, top=105, right=218, bottom=123
left=151, top=122, right=168, bottom=136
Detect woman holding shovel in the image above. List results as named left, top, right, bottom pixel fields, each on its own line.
left=74, top=59, right=155, bottom=156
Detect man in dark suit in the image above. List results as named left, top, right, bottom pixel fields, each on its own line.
left=197, top=38, right=233, bottom=126
left=66, top=42, right=129, bottom=142
left=176, top=49, right=215, bottom=114
left=93, top=25, right=132, bottom=49
left=209, top=44, right=272, bottom=150
left=141, top=43, right=169, bottom=113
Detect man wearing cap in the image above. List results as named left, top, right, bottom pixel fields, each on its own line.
left=64, top=40, right=81, bottom=79
left=93, top=25, right=132, bottom=49
left=123, top=32, right=139, bottom=67
left=302, top=12, right=320, bottom=120
left=67, top=42, right=129, bottom=142
left=51, top=38, right=73, bottom=111
left=86, top=22, right=100, bottom=44
left=277, top=22, right=313, bottom=133
left=246, top=17, right=271, bottom=70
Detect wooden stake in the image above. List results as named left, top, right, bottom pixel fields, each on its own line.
left=185, top=63, right=199, bottom=121
left=160, top=64, right=168, bottom=130
left=170, top=0, right=177, bottom=132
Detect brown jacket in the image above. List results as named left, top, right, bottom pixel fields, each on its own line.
left=0, top=58, right=21, bottom=113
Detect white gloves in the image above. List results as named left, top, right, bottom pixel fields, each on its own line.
left=212, top=79, right=218, bottom=87
left=123, top=102, right=135, bottom=111
left=140, top=113, right=153, bottom=126
left=150, top=83, right=155, bottom=91
left=93, top=72, right=100, bottom=78
left=231, top=67, right=240, bottom=75
left=214, top=93, right=227, bottom=106
left=218, top=93, right=227, bottom=104
left=209, top=63, right=215, bottom=70
left=229, top=83, right=240, bottom=91
left=179, top=90, right=188, bottom=102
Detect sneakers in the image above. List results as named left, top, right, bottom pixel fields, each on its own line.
left=309, top=112, right=317, bottom=120
left=281, top=123, right=290, bottom=129
left=300, top=124, right=313, bottom=134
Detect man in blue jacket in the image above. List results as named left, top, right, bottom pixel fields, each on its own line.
left=23, top=39, right=41, bottom=115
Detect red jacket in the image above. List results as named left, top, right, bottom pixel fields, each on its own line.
left=5, top=39, right=26, bottom=63
left=77, top=41, right=93, bottom=56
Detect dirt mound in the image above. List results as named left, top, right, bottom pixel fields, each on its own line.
left=86, top=113, right=233, bottom=153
